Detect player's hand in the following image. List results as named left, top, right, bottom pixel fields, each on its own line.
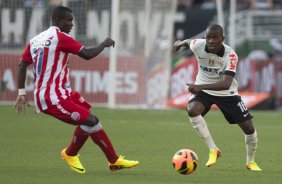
left=13, top=95, right=30, bottom=115
left=173, top=40, right=183, bottom=51
left=186, top=83, right=202, bottom=94
left=102, top=37, right=115, bottom=48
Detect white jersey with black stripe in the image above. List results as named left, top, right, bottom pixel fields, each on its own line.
left=189, top=39, right=239, bottom=96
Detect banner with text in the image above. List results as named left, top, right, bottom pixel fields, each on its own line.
left=0, top=54, right=146, bottom=105
left=169, top=57, right=282, bottom=107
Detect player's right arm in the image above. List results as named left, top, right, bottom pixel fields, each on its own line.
left=17, top=61, right=30, bottom=90
left=14, top=43, right=32, bottom=114
left=173, top=39, right=192, bottom=51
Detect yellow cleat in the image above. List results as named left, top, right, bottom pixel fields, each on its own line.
left=108, top=155, right=140, bottom=172
left=206, top=149, right=222, bottom=167
left=246, top=161, right=262, bottom=171
left=61, top=148, right=86, bottom=174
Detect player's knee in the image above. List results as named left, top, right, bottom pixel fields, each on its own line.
left=187, top=108, right=199, bottom=117
left=240, top=120, right=255, bottom=135
left=83, top=114, right=100, bottom=127
left=80, top=122, right=103, bottom=133
left=80, top=114, right=102, bottom=133
left=187, top=101, right=205, bottom=117
left=244, top=126, right=255, bottom=135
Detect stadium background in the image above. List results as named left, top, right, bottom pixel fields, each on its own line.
left=1, top=1, right=282, bottom=184
left=0, top=0, right=281, bottom=109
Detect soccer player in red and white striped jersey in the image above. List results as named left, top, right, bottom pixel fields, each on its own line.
left=14, top=6, right=139, bottom=174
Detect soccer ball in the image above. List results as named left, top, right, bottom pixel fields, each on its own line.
left=172, top=149, right=198, bottom=175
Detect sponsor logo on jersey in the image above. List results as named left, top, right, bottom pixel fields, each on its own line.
left=44, top=36, right=53, bottom=47
left=198, top=56, right=209, bottom=59
left=71, top=112, right=81, bottom=121
left=45, top=39, right=51, bottom=47
left=31, top=36, right=53, bottom=49
left=200, top=66, right=224, bottom=75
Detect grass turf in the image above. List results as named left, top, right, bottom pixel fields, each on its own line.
left=0, top=105, right=281, bottom=184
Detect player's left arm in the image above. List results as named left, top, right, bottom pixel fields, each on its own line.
left=59, top=33, right=115, bottom=60
left=186, top=74, right=234, bottom=93
left=187, top=52, right=238, bottom=93
left=78, top=37, right=115, bottom=60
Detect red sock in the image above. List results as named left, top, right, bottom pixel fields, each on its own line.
left=90, top=129, right=118, bottom=164
left=66, top=126, right=89, bottom=156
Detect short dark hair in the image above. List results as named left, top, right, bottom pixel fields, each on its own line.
left=52, top=6, right=72, bottom=21
left=207, top=24, right=224, bottom=36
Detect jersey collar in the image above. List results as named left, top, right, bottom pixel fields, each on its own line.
left=50, top=26, right=61, bottom=32
left=204, top=44, right=225, bottom=57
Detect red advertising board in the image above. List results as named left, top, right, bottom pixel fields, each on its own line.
left=167, top=91, right=272, bottom=109
left=168, top=56, right=281, bottom=107
left=0, top=53, right=146, bottom=105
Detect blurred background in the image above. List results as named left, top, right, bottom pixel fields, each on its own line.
left=0, top=0, right=281, bottom=109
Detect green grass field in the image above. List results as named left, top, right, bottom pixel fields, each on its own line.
left=0, top=105, right=281, bottom=184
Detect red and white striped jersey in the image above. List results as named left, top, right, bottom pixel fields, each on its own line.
left=21, top=26, right=83, bottom=112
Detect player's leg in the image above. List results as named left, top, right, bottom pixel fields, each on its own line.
left=67, top=91, right=118, bottom=163
left=82, top=114, right=119, bottom=163
left=65, top=92, right=139, bottom=172
left=187, top=93, right=221, bottom=167
left=43, top=100, right=91, bottom=174
left=83, top=114, right=139, bottom=172
left=188, top=101, right=219, bottom=151
left=61, top=125, right=89, bottom=173
left=65, top=126, right=89, bottom=157
left=216, top=95, right=261, bottom=171
left=237, top=120, right=261, bottom=171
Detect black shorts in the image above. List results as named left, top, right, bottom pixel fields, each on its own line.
left=189, top=91, right=253, bottom=124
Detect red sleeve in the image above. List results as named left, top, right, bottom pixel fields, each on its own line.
left=58, top=32, right=83, bottom=54
left=20, top=43, right=33, bottom=64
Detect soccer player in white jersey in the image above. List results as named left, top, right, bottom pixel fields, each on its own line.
left=173, top=24, right=261, bottom=171
left=14, top=6, right=139, bottom=174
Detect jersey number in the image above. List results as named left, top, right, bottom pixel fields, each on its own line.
left=37, top=48, right=44, bottom=76
left=237, top=101, right=247, bottom=112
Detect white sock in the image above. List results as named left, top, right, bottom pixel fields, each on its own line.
left=80, top=122, right=103, bottom=133
left=189, top=115, right=218, bottom=150
left=245, top=130, right=258, bottom=164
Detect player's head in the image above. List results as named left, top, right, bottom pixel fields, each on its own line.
left=52, top=6, right=73, bottom=34
left=205, top=24, right=225, bottom=54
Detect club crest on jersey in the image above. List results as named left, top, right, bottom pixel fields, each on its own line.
left=208, top=59, right=215, bottom=66
left=71, top=112, right=80, bottom=121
